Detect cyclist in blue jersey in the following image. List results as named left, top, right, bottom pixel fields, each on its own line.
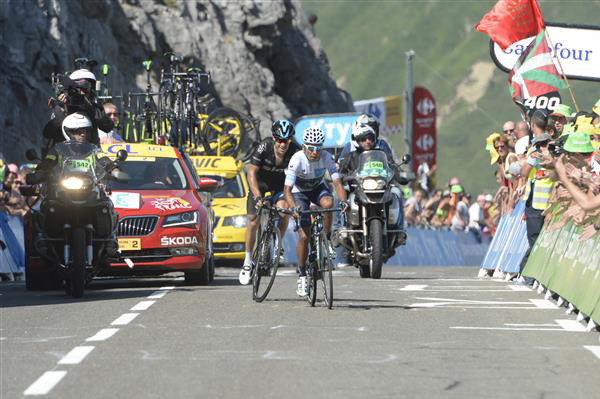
left=284, top=127, right=348, bottom=297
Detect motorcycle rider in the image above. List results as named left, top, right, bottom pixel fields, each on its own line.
left=338, top=122, right=408, bottom=252
left=29, top=113, right=119, bottom=256
left=337, top=113, right=394, bottom=165
left=283, top=127, right=347, bottom=297
left=43, top=69, right=114, bottom=150
left=238, top=119, right=301, bottom=285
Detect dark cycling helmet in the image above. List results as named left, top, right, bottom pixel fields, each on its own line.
left=62, top=112, right=92, bottom=141
left=355, top=113, right=380, bottom=138
left=271, top=119, right=294, bottom=140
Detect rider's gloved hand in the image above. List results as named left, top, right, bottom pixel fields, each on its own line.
left=254, top=196, right=263, bottom=210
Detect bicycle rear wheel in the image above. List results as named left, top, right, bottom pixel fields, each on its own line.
left=252, top=227, right=281, bottom=302
left=320, top=236, right=334, bottom=309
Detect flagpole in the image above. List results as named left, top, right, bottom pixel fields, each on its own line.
left=543, top=29, right=579, bottom=112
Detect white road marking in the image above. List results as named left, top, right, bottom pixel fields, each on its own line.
left=86, top=328, right=119, bottom=342
left=399, top=285, right=427, bottom=291
left=505, top=323, right=558, bottom=327
left=159, top=286, right=175, bottom=290
left=451, top=326, right=565, bottom=331
left=111, top=313, right=139, bottom=326
left=530, top=299, right=559, bottom=309
left=367, top=354, right=398, bottom=364
left=24, top=371, right=67, bottom=395
left=57, top=346, right=95, bottom=365
left=270, top=325, right=285, bottom=330
left=130, top=301, right=156, bottom=311
left=556, top=319, right=587, bottom=332
left=148, top=291, right=168, bottom=299
left=583, top=345, right=600, bottom=359
left=508, top=285, right=532, bottom=291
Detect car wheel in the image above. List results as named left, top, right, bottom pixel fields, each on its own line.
left=184, top=256, right=210, bottom=286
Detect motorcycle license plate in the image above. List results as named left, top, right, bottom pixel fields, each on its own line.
left=118, top=238, right=142, bottom=251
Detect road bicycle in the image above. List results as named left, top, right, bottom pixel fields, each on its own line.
left=296, top=207, right=341, bottom=309
left=251, top=201, right=292, bottom=302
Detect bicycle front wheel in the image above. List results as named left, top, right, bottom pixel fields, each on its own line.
left=252, top=227, right=281, bottom=302
left=307, top=239, right=319, bottom=307
left=320, top=236, right=334, bottom=309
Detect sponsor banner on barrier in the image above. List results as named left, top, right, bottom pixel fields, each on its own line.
left=294, top=113, right=361, bottom=148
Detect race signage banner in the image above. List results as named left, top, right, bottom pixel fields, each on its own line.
left=490, top=23, right=600, bottom=82
left=294, top=113, right=360, bottom=148
left=411, top=86, right=436, bottom=174
left=353, top=96, right=403, bottom=135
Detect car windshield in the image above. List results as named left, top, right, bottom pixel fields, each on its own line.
left=202, top=175, right=244, bottom=198
left=107, top=157, right=189, bottom=190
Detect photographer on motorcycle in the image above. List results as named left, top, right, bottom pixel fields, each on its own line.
left=42, top=69, right=114, bottom=149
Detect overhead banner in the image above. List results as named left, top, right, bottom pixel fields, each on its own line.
left=294, top=113, right=360, bottom=148
left=353, top=95, right=402, bottom=135
left=490, top=22, right=600, bottom=81
left=411, top=86, right=436, bottom=174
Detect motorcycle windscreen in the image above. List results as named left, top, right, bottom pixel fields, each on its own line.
left=356, top=150, right=390, bottom=178
left=55, top=142, right=101, bottom=179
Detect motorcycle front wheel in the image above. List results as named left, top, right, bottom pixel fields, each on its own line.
left=369, top=219, right=384, bottom=279
left=66, top=227, right=86, bottom=298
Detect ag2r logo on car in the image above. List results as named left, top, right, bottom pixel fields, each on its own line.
left=161, top=236, right=199, bottom=246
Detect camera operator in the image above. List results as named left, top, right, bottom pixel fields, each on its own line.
left=42, top=69, right=113, bottom=149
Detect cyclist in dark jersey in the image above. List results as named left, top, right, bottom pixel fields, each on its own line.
left=239, top=119, right=301, bottom=285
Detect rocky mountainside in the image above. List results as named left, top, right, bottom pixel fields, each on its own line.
left=0, top=0, right=352, bottom=162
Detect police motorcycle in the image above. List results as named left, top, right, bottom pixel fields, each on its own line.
left=21, top=114, right=129, bottom=298
left=337, top=150, right=411, bottom=279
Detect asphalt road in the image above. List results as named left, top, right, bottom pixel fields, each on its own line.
left=1, top=266, right=599, bottom=399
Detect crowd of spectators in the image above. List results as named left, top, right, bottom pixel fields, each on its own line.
left=403, top=166, right=499, bottom=241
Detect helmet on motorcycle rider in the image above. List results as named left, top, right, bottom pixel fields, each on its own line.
left=355, top=113, right=380, bottom=138
left=302, top=127, right=325, bottom=146
left=352, top=122, right=376, bottom=143
left=69, top=69, right=96, bottom=94
left=271, top=119, right=294, bottom=141
left=62, top=112, right=93, bottom=142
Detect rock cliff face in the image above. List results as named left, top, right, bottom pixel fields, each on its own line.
left=0, top=0, right=352, bottom=162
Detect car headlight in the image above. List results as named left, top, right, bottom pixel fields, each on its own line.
left=222, top=215, right=247, bottom=228
left=162, top=211, right=198, bottom=228
left=362, top=178, right=385, bottom=190
left=61, top=176, right=90, bottom=190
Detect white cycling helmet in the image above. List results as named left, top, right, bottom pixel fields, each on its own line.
left=69, top=69, right=96, bottom=82
left=62, top=112, right=92, bottom=141
left=302, top=127, right=325, bottom=146
left=351, top=121, right=376, bottom=141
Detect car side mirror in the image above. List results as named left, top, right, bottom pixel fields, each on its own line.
left=401, top=154, right=411, bottom=165
left=197, top=177, right=219, bottom=192
left=116, top=149, right=128, bottom=162
left=26, top=149, right=41, bottom=162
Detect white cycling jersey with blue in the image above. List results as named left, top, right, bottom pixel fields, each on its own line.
left=284, top=150, right=340, bottom=193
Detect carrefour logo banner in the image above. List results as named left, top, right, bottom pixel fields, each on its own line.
left=294, top=113, right=360, bottom=148
left=491, top=23, right=600, bottom=81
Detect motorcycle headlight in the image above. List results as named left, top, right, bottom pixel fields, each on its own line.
left=362, top=178, right=385, bottom=190
left=222, top=215, right=247, bottom=228
left=162, top=211, right=198, bottom=228
left=61, top=176, right=90, bottom=190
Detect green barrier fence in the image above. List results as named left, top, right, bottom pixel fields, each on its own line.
left=523, top=216, right=600, bottom=324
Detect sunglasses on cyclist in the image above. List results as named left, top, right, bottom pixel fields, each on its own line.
left=304, top=144, right=322, bottom=153
left=274, top=137, right=290, bottom=144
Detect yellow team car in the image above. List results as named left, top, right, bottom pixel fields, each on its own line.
left=190, top=155, right=248, bottom=264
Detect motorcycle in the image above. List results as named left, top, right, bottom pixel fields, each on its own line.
left=337, top=150, right=411, bottom=279
left=21, top=143, right=128, bottom=297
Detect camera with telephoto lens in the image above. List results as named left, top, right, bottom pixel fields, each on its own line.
left=52, top=74, right=92, bottom=112
left=548, top=142, right=563, bottom=157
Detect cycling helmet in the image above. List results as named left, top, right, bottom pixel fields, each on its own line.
left=355, top=113, right=380, bottom=138
left=271, top=119, right=294, bottom=140
left=302, top=127, right=325, bottom=146
left=62, top=112, right=93, bottom=141
left=351, top=121, right=376, bottom=142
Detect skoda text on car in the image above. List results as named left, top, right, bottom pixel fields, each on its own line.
left=190, top=155, right=248, bottom=264
left=102, top=143, right=215, bottom=284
